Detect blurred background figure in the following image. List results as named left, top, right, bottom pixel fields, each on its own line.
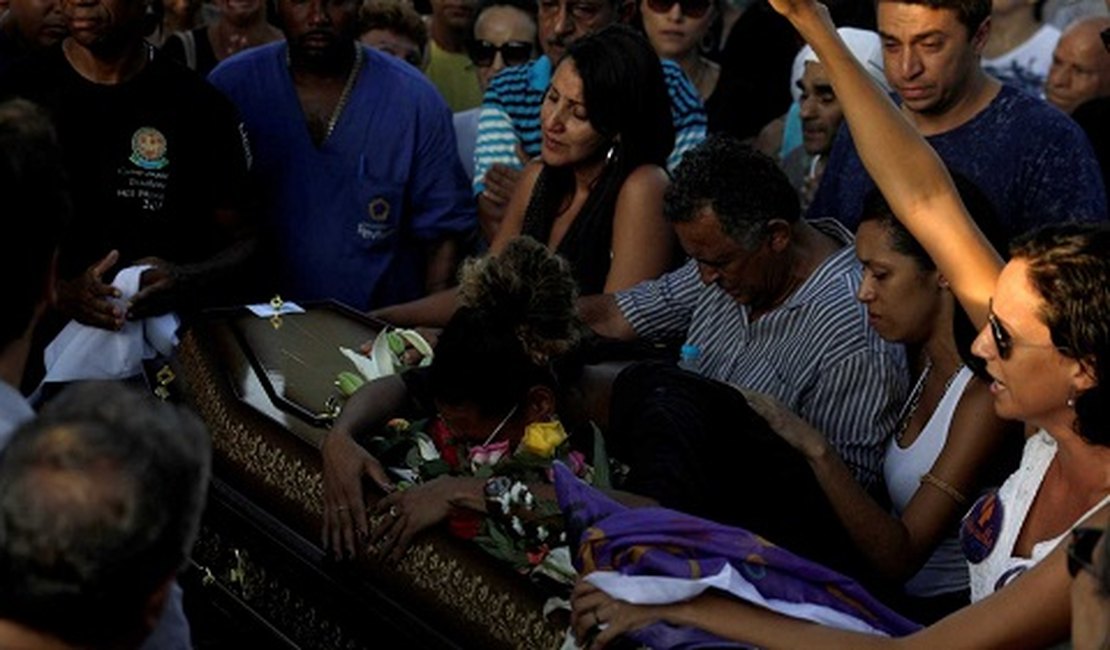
left=637, top=0, right=720, bottom=101
left=1043, top=0, right=1108, bottom=30
left=163, top=0, right=283, bottom=76
left=779, top=27, right=884, bottom=211
left=982, top=0, right=1060, bottom=95
left=1069, top=521, right=1110, bottom=650
left=454, top=0, right=537, bottom=183
left=425, top=0, right=482, bottom=111
left=0, top=0, right=65, bottom=72
left=1044, top=15, right=1110, bottom=114
left=150, top=0, right=203, bottom=46
left=359, top=0, right=429, bottom=68
left=0, top=98, right=67, bottom=439
left=0, top=381, right=211, bottom=650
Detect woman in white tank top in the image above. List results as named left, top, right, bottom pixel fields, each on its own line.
left=746, top=183, right=1016, bottom=623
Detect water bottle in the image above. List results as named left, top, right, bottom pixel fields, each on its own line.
left=678, top=343, right=700, bottom=372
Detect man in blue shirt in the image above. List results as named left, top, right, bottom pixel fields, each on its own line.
left=472, top=0, right=707, bottom=242
left=209, top=0, right=476, bottom=311
left=807, top=0, right=1106, bottom=239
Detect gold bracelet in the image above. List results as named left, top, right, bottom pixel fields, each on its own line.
left=919, top=472, right=968, bottom=506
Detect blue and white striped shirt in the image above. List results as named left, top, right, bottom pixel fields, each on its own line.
left=472, top=55, right=707, bottom=195
left=615, top=220, right=908, bottom=488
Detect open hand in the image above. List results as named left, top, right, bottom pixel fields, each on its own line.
left=740, top=389, right=828, bottom=461
left=56, top=250, right=124, bottom=331
left=321, top=430, right=395, bottom=559
left=368, top=476, right=465, bottom=562
left=570, top=578, right=660, bottom=648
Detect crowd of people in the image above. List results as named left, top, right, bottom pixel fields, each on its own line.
left=2, top=0, right=1110, bottom=646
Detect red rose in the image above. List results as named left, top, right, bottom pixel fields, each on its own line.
left=447, top=510, right=483, bottom=540
left=426, top=417, right=461, bottom=470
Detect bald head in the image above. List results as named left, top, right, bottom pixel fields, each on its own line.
left=1045, top=16, right=1110, bottom=114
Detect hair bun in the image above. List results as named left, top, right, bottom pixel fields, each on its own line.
left=457, top=236, right=582, bottom=365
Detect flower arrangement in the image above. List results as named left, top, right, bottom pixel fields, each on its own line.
left=365, top=415, right=606, bottom=588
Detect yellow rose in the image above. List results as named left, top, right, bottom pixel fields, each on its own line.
left=519, top=421, right=568, bottom=458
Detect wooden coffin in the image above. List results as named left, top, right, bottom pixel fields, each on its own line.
left=164, top=303, right=567, bottom=650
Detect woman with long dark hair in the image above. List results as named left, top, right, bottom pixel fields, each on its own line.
left=374, top=23, right=677, bottom=326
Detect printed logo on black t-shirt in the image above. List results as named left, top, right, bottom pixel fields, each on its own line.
left=130, top=127, right=169, bottom=170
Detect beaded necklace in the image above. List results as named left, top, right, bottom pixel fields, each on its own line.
left=896, top=360, right=966, bottom=445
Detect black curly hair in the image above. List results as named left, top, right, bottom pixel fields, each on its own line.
left=663, top=134, right=799, bottom=249
left=858, top=171, right=1007, bottom=380
left=430, top=237, right=586, bottom=417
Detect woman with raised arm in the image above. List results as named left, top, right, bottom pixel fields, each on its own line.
left=569, top=0, right=1110, bottom=647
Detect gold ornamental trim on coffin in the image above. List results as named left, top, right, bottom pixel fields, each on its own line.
left=176, top=327, right=565, bottom=650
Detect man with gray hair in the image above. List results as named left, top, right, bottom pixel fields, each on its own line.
left=0, top=381, right=211, bottom=650
left=1045, top=15, right=1110, bottom=114
left=581, top=134, right=906, bottom=492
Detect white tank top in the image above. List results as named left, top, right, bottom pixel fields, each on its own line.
left=963, top=431, right=1110, bottom=602
left=884, top=366, right=974, bottom=597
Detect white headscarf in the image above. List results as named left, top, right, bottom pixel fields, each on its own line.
left=790, top=27, right=889, bottom=102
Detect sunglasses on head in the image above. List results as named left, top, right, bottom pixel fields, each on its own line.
left=467, top=40, right=533, bottom=68
left=1067, top=526, right=1104, bottom=579
left=645, top=0, right=711, bottom=18
left=987, top=298, right=1063, bottom=360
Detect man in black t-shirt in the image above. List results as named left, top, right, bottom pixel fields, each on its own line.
left=1, top=0, right=256, bottom=334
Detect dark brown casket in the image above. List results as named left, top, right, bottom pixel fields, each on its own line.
left=165, top=303, right=568, bottom=650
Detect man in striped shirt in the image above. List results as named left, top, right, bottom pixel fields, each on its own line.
left=472, top=0, right=707, bottom=242
left=581, top=135, right=908, bottom=490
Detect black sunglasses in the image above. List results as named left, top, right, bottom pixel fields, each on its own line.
left=1101, top=27, right=1110, bottom=53
left=987, top=298, right=1063, bottom=360
left=645, top=0, right=712, bottom=18
left=467, top=40, right=533, bottom=68
left=1067, top=526, right=1104, bottom=579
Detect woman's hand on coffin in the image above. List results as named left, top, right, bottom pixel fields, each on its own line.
left=369, top=476, right=462, bottom=561
left=322, top=431, right=393, bottom=559
left=56, top=249, right=124, bottom=331
left=738, top=389, right=829, bottom=461
left=570, top=579, right=660, bottom=648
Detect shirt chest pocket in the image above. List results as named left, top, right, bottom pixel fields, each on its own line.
left=352, top=176, right=405, bottom=252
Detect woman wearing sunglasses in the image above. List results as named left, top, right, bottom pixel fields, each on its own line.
left=453, top=0, right=538, bottom=182
left=1069, top=523, right=1110, bottom=650
left=569, top=0, right=1110, bottom=647
left=637, top=0, right=720, bottom=101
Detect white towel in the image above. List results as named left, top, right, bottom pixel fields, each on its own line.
left=42, top=265, right=180, bottom=383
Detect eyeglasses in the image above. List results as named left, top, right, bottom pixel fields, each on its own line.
left=1101, top=27, right=1110, bottom=53
left=1067, top=526, right=1105, bottom=579
left=986, top=298, right=1063, bottom=360
left=644, top=0, right=712, bottom=19
left=467, top=40, right=534, bottom=68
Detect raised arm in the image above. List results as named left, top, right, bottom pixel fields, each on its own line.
left=770, top=0, right=1001, bottom=326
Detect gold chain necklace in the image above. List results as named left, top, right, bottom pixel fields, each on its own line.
left=286, top=43, right=364, bottom=143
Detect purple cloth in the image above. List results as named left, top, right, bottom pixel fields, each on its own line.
left=555, top=463, right=921, bottom=649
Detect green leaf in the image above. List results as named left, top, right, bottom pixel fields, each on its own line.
left=591, top=422, right=611, bottom=489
